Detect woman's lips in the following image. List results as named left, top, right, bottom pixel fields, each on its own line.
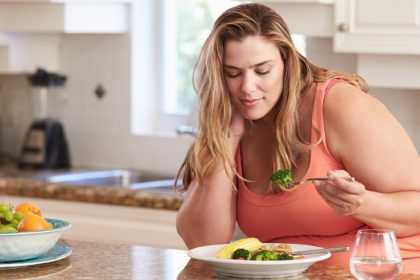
left=240, top=98, right=261, bottom=108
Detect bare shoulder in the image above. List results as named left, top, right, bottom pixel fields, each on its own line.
left=323, top=83, right=384, bottom=134
left=323, top=82, right=420, bottom=192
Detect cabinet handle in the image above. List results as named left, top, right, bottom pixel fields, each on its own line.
left=337, top=23, right=349, bottom=32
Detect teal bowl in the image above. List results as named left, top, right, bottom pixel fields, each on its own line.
left=0, top=218, right=71, bottom=262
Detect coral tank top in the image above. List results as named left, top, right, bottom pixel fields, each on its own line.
left=235, top=79, right=420, bottom=273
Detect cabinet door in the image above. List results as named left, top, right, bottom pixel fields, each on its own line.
left=334, top=0, right=420, bottom=54
left=0, top=2, right=128, bottom=33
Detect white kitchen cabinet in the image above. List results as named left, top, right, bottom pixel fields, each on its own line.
left=0, top=0, right=130, bottom=72
left=334, top=0, right=420, bottom=54
left=0, top=1, right=129, bottom=33
left=2, top=195, right=187, bottom=250
left=0, top=33, right=62, bottom=73
left=254, top=0, right=420, bottom=89
left=248, top=0, right=335, bottom=37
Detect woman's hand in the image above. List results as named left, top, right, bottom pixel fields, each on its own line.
left=229, top=108, right=247, bottom=140
left=314, top=170, right=366, bottom=216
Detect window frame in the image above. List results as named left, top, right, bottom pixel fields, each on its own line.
left=131, top=0, right=191, bottom=135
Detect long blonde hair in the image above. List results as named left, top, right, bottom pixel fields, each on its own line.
left=175, top=3, right=368, bottom=191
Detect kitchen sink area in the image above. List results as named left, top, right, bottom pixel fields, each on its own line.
left=0, top=166, right=185, bottom=250
left=30, top=169, right=144, bottom=186
left=0, top=164, right=184, bottom=212
left=42, top=169, right=181, bottom=194
left=1, top=168, right=182, bottom=194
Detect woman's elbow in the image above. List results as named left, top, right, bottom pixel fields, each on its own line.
left=176, top=216, right=233, bottom=249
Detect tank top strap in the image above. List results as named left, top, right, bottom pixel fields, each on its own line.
left=311, top=79, right=342, bottom=155
left=325, top=79, right=341, bottom=95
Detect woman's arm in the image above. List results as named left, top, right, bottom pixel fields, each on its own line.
left=176, top=112, right=246, bottom=249
left=176, top=160, right=237, bottom=249
left=315, top=170, right=420, bottom=236
left=319, top=82, right=420, bottom=236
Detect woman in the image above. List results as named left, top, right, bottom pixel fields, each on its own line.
left=175, top=3, right=420, bottom=272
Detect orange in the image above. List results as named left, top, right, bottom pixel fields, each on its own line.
left=15, top=202, right=42, bottom=216
left=17, top=213, right=52, bottom=232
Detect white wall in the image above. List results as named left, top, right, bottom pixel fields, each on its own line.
left=0, top=74, right=31, bottom=158
left=371, top=88, right=420, bottom=149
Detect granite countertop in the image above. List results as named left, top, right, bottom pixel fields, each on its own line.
left=0, top=164, right=184, bottom=211
left=1, top=239, right=419, bottom=280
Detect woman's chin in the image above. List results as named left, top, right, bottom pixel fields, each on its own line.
left=242, top=113, right=266, bottom=121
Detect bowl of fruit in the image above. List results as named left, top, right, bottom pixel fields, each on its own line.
left=0, top=202, right=71, bottom=262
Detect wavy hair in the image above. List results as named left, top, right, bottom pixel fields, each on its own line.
left=175, top=3, right=368, bottom=192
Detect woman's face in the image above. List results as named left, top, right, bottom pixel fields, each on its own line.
left=223, top=35, right=284, bottom=121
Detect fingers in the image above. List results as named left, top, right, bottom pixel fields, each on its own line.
left=316, top=182, right=362, bottom=204
left=315, top=170, right=365, bottom=216
left=318, top=191, right=358, bottom=216
left=317, top=182, right=363, bottom=204
left=326, top=171, right=364, bottom=195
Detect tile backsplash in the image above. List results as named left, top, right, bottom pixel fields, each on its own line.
left=0, top=74, right=32, bottom=158
left=0, top=33, right=192, bottom=174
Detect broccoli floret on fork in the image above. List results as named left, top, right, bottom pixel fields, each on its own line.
left=270, top=169, right=292, bottom=187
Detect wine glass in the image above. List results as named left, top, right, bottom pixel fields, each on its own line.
left=350, top=229, right=402, bottom=280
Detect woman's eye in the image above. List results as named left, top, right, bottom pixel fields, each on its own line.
left=256, top=70, right=270, bottom=75
left=225, top=71, right=241, bottom=78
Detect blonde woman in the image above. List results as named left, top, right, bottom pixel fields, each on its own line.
left=175, top=3, right=420, bottom=272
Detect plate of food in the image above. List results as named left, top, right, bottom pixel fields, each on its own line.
left=188, top=238, right=332, bottom=278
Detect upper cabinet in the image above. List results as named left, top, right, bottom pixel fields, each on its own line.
left=257, top=0, right=420, bottom=89
left=334, top=0, right=420, bottom=54
left=0, top=1, right=130, bottom=34
left=0, top=0, right=131, bottom=73
left=241, top=0, right=335, bottom=37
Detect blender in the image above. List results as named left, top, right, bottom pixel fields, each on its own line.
left=18, top=68, right=71, bottom=169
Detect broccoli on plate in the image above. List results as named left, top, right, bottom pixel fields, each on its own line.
left=277, top=252, right=294, bottom=260
left=251, top=250, right=278, bottom=261
left=231, top=248, right=251, bottom=260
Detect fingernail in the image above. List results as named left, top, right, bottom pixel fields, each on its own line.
left=314, top=180, right=321, bottom=187
left=328, top=174, right=335, bottom=181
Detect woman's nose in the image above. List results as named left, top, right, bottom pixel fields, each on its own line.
left=241, top=73, right=257, bottom=94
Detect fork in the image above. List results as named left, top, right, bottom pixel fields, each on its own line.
left=288, top=176, right=355, bottom=187
left=292, top=246, right=350, bottom=256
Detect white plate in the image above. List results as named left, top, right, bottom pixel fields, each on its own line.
left=188, top=243, right=331, bottom=278
left=0, top=243, right=71, bottom=269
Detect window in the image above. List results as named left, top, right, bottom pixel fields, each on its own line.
left=164, top=0, right=238, bottom=115
left=131, top=1, right=306, bottom=135
left=131, top=0, right=236, bottom=134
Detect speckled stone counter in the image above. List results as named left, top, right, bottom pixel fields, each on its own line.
left=0, top=239, right=419, bottom=280
left=0, top=177, right=183, bottom=211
